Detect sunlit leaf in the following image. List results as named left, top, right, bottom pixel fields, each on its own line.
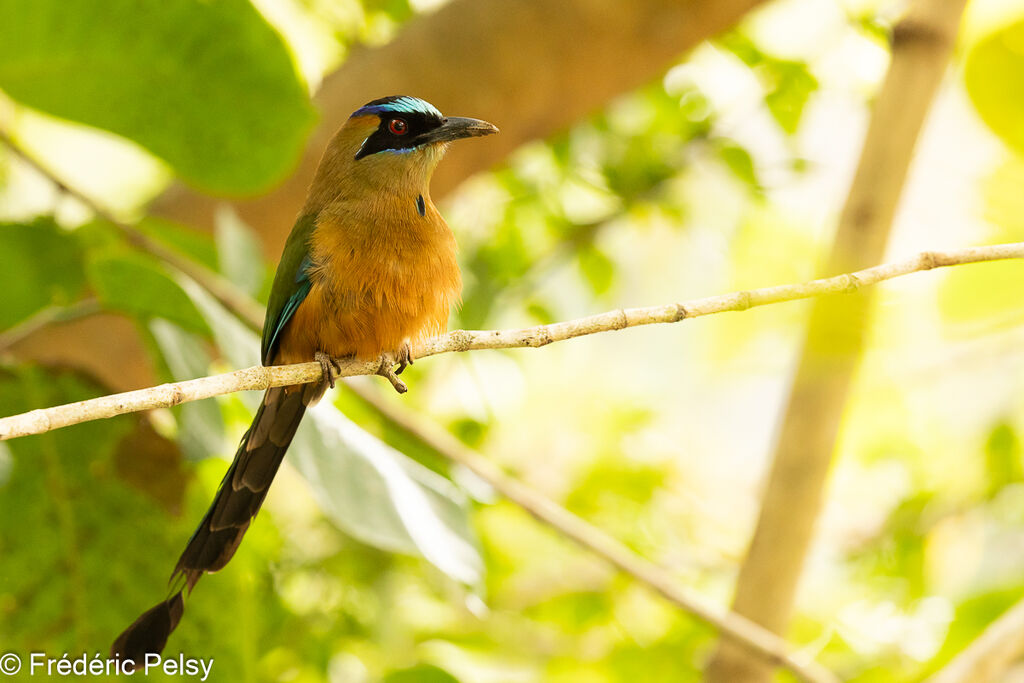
left=938, top=259, right=1024, bottom=324
left=383, top=665, right=461, bottom=683
left=149, top=318, right=226, bottom=462
left=215, top=206, right=267, bottom=297
left=0, top=0, right=315, bottom=193
left=982, top=156, right=1024, bottom=240
left=292, top=402, right=483, bottom=585
left=717, top=140, right=760, bottom=190
left=985, top=421, right=1022, bottom=496
left=577, top=245, right=615, bottom=296
left=763, top=60, right=818, bottom=135
left=965, top=19, right=1024, bottom=154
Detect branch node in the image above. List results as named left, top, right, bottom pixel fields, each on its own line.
left=533, top=326, right=554, bottom=347
left=449, top=329, right=474, bottom=352
left=844, top=273, right=863, bottom=292
left=736, top=291, right=753, bottom=311
left=675, top=304, right=689, bottom=322
left=919, top=251, right=938, bottom=270
left=615, top=309, right=629, bottom=330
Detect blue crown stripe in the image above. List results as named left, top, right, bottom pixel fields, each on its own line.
left=352, top=96, right=442, bottom=119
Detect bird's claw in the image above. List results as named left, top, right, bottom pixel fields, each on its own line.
left=376, top=351, right=408, bottom=394
left=315, top=351, right=343, bottom=389
left=394, top=341, right=414, bottom=376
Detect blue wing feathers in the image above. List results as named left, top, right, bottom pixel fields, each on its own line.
left=262, top=253, right=312, bottom=364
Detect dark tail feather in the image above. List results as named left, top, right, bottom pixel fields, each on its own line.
left=112, top=382, right=324, bottom=659
left=110, top=591, right=184, bottom=661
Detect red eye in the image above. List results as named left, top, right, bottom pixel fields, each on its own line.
left=388, top=118, right=408, bottom=135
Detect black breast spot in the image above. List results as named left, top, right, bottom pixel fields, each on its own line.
left=416, top=194, right=426, bottom=217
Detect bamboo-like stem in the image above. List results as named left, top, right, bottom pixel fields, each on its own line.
left=925, top=595, right=1024, bottom=683
left=704, top=0, right=971, bottom=680
left=1, top=240, right=1019, bottom=441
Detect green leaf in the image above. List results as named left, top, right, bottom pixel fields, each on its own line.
left=938, top=259, right=1024, bottom=324
left=215, top=207, right=267, bottom=297
left=0, top=219, right=85, bottom=329
left=717, top=140, right=760, bottom=190
left=965, top=19, right=1024, bottom=154
left=0, top=368, right=172, bottom=653
left=86, top=251, right=208, bottom=333
left=0, top=0, right=315, bottom=193
left=577, top=246, right=615, bottom=296
left=0, top=443, right=11, bottom=488
left=763, top=60, right=818, bottom=135
left=384, top=665, right=461, bottom=683
left=985, top=421, right=1022, bottom=496
left=148, top=319, right=226, bottom=462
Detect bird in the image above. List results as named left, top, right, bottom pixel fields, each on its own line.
left=111, top=95, right=497, bottom=659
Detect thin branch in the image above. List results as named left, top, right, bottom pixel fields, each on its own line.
left=0, top=298, right=100, bottom=354
left=1, top=240, right=1020, bottom=441
left=416, top=243, right=1024, bottom=356
left=346, top=382, right=839, bottom=683
left=0, top=130, right=266, bottom=328
left=925, top=594, right=1024, bottom=683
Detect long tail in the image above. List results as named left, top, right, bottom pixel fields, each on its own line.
left=111, top=382, right=323, bottom=659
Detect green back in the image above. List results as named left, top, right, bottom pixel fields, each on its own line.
left=261, top=213, right=317, bottom=365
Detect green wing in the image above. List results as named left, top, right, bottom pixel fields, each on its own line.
left=261, top=213, right=317, bottom=365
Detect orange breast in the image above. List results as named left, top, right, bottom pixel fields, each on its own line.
left=274, top=197, right=461, bottom=365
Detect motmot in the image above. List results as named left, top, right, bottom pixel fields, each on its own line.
left=112, top=96, right=497, bottom=658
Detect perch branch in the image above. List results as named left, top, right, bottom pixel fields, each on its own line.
left=1, top=240, right=1020, bottom=441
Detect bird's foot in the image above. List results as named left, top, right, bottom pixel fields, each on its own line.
left=376, top=352, right=408, bottom=394
left=394, top=341, right=414, bottom=375
left=315, top=351, right=344, bottom=389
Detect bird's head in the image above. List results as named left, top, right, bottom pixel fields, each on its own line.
left=307, top=96, right=498, bottom=207
left=351, top=96, right=497, bottom=161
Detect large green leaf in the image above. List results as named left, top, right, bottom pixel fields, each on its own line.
left=965, top=18, right=1024, bottom=154
left=85, top=251, right=209, bottom=333
left=0, top=220, right=85, bottom=329
left=148, top=319, right=227, bottom=462
left=0, top=0, right=315, bottom=194
left=215, top=206, right=268, bottom=297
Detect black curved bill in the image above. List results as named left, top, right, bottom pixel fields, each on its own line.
left=422, top=117, right=498, bottom=144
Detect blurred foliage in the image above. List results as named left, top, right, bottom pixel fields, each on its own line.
left=965, top=16, right=1024, bottom=156
left=0, top=0, right=315, bottom=193
left=1, top=0, right=1024, bottom=682
left=0, top=218, right=85, bottom=329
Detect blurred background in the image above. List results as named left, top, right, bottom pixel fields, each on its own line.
left=1, top=0, right=1023, bottom=680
